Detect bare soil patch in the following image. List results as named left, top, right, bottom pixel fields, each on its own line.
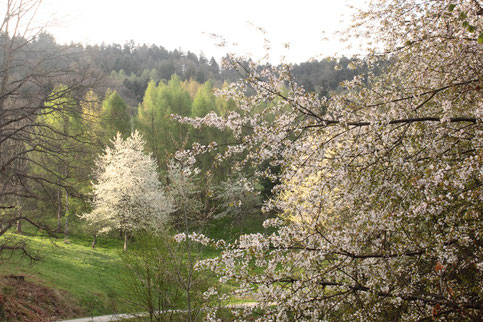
left=0, top=275, right=83, bottom=321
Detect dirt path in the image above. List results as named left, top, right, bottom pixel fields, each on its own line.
left=59, top=312, right=146, bottom=322
left=59, top=302, right=259, bottom=321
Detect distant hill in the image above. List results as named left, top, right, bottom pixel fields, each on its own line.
left=25, top=33, right=369, bottom=105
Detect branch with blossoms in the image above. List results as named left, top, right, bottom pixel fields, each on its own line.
left=233, top=60, right=481, bottom=127
left=171, top=1, right=482, bottom=320
left=193, top=225, right=482, bottom=320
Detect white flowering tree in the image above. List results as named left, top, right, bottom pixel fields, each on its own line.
left=179, top=0, right=482, bottom=320
left=82, top=131, right=174, bottom=251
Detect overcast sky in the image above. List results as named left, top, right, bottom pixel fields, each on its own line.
left=38, top=0, right=361, bottom=63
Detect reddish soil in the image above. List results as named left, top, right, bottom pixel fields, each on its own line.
left=0, top=275, right=84, bottom=321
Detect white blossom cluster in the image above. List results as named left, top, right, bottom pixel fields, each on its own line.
left=81, top=131, right=174, bottom=234
left=190, top=1, right=482, bottom=320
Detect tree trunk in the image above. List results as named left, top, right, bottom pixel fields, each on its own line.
left=56, top=188, right=62, bottom=232
left=182, top=182, right=193, bottom=322
left=91, top=234, right=97, bottom=249
left=123, top=231, right=128, bottom=252
left=15, top=196, right=22, bottom=234
left=64, top=189, right=69, bottom=243
left=16, top=220, right=22, bottom=234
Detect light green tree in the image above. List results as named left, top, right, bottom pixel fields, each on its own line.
left=101, top=90, right=131, bottom=141
left=34, top=85, right=89, bottom=240
left=136, top=75, right=192, bottom=172
left=191, top=81, right=216, bottom=118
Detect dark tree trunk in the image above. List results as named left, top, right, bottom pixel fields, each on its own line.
left=92, top=234, right=97, bottom=249
left=123, top=231, right=128, bottom=252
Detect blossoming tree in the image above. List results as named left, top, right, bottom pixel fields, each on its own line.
left=82, top=131, right=174, bottom=251
left=179, top=0, right=482, bottom=320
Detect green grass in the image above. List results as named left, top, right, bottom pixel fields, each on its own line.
left=0, top=212, right=271, bottom=318
left=0, top=230, right=132, bottom=317
left=203, top=211, right=273, bottom=243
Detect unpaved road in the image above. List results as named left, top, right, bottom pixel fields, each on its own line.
left=59, top=312, right=146, bottom=322
left=59, top=303, right=259, bottom=321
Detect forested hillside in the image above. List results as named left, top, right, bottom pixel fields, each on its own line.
left=14, top=33, right=367, bottom=106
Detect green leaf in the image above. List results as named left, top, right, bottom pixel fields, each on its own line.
left=468, top=25, right=475, bottom=33
left=478, top=32, right=483, bottom=44
left=458, top=12, right=467, bottom=20
left=448, top=4, right=456, bottom=12
left=462, top=21, right=469, bottom=28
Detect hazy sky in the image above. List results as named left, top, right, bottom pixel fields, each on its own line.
left=38, top=0, right=360, bottom=63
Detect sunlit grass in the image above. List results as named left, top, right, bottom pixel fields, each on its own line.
left=0, top=211, right=271, bottom=318
left=0, top=231, right=131, bottom=317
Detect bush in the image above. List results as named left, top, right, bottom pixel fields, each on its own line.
left=120, top=231, right=215, bottom=321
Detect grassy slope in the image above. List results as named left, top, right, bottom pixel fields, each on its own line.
left=0, top=212, right=271, bottom=318
left=0, top=231, right=131, bottom=317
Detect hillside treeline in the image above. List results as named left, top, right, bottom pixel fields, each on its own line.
left=28, top=33, right=367, bottom=105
